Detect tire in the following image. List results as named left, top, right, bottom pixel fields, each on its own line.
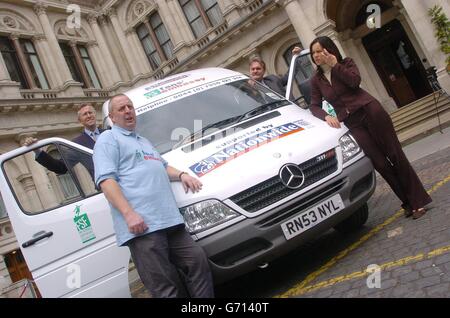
left=334, top=203, right=369, bottom=234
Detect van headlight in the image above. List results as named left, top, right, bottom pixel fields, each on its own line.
left=180, top=200, right=239, bottom=234
left=339, top=133, right=361, bottom=163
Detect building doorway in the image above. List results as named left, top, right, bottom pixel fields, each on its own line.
left=4, top=249, right=41, bottom=297
left=362, top=19, right=432, bottom=107
left=4, top=249, right=32, bottom=283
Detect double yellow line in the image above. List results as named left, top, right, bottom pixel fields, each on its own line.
left=277, top=173, right=450, bottom=298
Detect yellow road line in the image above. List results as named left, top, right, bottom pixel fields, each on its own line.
left=286, top=245, right=450, bottom=296
left=276, top=173, right=450, bottom=298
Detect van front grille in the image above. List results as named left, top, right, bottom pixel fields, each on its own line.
left=230, top=149, right=338, bottom=212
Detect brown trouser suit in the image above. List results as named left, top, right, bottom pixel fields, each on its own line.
left=344, top=100, right=432, bottom=211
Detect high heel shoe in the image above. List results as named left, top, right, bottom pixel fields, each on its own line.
left=412, top=208, right=426, bottom=220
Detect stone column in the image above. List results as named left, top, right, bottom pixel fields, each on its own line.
left=32, top=34, right=58, bottom=89
left=34, top=3, right=73, bottom=85
left=98, top=14, right=131, bottom=81
left=166, top=0, right=196, bottom=43
left=276, top=0, right=316, bottom=49
left=395, top=0, right=450, bottom=91
left=106, top=8, right=140, bottom=77
left=88, top=14, right=122, bottom=85
left=125, top=28, right=152, bottom=73
left=85, top=41, right=108, bottom=88
left=158, top=1, right=185, bottom=49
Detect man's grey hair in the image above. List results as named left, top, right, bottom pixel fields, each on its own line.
left=249, top=56, right=266, bottom=71
left=108, top=93, right=130, bottom=114
left=77, top=103, right=95, bottom=120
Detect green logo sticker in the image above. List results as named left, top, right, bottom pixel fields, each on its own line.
left=144, top=89, right=161, bottom=98
left=74, top=205, right=96, bottom=244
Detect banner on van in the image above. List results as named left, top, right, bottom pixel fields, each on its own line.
left=136, top=75, right=247, bottom=115
left=189, top=121, right=311, bottom=177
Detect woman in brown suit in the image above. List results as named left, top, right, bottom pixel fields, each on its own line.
left=309, top=36, right=431, bottom=219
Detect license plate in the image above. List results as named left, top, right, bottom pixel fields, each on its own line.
left=281, top=194, right=345, bottom=240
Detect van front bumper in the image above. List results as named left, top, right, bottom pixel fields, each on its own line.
left=197, top=156, right=375, bottom=284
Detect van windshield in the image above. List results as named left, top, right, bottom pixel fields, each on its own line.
left=136, top=79, right=290, bottom=154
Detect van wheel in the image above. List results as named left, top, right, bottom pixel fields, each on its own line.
left=334, top=203, right=368, bottom=234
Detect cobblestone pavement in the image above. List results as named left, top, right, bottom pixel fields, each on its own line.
left=131, top=145, right=450, bottom=298
left=283, top=146, right=450, bottom=298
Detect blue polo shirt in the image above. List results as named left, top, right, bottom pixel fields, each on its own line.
left=93, top=125, right=184, bottom=246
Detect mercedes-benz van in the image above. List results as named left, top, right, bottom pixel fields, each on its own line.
left=0, top=53, right=375, bottom=297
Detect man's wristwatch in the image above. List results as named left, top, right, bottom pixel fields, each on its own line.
left=178, top=171, right=187, bottom=181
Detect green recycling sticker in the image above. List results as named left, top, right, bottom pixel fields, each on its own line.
left=73, top=205, right=96, bottom=244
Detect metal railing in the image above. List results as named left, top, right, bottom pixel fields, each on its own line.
left=0, top=279, right=38, bottom=298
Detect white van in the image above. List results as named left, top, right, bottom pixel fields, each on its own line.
left=0, top=53, right=375, bottom=297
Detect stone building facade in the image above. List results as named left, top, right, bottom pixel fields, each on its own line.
left=0, top=0, right=449, bottom=291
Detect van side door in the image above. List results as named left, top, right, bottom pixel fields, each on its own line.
left=0, top=138, right=130, bottom=298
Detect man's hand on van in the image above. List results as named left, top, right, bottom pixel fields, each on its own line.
left=292, top=46, right=302, bottom=55
left=180, top=173, right=203, bottom=194
left=325, top=115, right=341, bottom=128
left=22, top=137, right=41, bottom=154
left=23, top=137, right=38, bottom=146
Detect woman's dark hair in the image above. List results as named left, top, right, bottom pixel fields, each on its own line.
left=309, top=36, right=343, bottom=76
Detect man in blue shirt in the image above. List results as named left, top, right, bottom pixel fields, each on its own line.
left=93, top=94, right=214, bottom=298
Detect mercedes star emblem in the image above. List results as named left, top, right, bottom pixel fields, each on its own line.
left=279, top=163, right=305, bottom=189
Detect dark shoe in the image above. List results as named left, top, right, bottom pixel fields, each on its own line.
left=402, top=205, right=413, bottom=218
left=412, top=208, right=426, bottom=220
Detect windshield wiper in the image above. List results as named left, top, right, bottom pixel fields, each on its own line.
left=236, top=100, right=289, bottom=123
left=176, top=115, right=242, bottom=147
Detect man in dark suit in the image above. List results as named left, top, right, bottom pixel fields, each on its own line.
left=249, top=57, right=288, bottom=96
left=248, top=47, right=302, bottom=97
left=23, top=103, right=104, bottom=179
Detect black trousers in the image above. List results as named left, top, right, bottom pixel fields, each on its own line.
left=128, top=224, right=215, bottom=298
left=344, top=101, right=432, bottom=210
